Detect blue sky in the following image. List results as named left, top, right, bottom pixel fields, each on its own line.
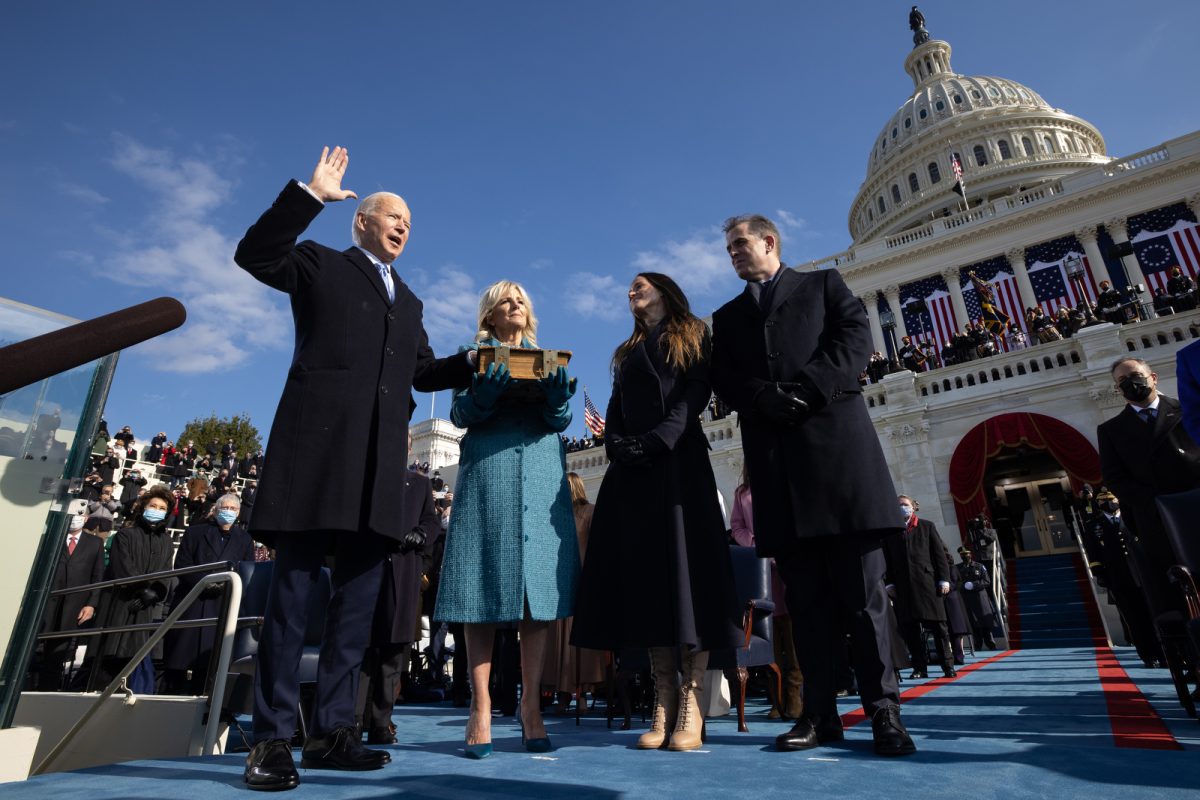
left=3, top=1, right=1198, bottom=446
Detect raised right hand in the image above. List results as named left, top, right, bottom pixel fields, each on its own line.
left=308, top=146, right=358, bottom=203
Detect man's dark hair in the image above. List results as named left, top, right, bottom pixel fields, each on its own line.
left=722, top=214, right=783, bottom=259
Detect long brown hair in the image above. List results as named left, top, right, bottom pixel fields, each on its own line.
left=611, top=272, right=707, bottom=373
left=566, top=472, right=588, bottom=508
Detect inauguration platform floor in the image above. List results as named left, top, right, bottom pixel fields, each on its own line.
left=5, top=645, right=1199, bottom=800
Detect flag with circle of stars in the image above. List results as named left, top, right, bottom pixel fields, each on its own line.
left=1128, top=202, right=1200, bottom=295
left=1026, top=235, right=1098, bottom=315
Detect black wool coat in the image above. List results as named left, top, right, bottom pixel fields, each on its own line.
left=370, top=473, right=442, bottom=646
left=572, top=331, right=741, bottom=651
left=711, top=267, right=903, bottom=555
left=883, top=518, right=951, bottom=623
left=97, top=519, right=175, bottom=659
left=1098, top=395, right=1200, bottom=578
left=234, top=181, right=474, bottom=545
left=164, top=520, right=255, bottom=672
left=42, top=532, right=105, bottom=636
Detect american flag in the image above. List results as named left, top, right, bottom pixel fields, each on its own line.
left=582, top=388, right=605, bottom=437
left=950, top=152, right=965, bottom=198
left=1026, top=235, right=1098, bottom=315
left=1130, top=209, right=1200, bottom=295
left=900, top=274, right=958, bottom=350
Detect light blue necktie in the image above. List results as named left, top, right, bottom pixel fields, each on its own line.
left=377, top=262, right=395, bottom=303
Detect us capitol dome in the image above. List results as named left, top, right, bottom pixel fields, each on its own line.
left=850, top=22, right=1110, bottom=245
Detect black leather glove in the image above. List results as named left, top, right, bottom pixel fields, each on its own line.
left=128, top=587, right=158, bottom=611
left=400, top=526, right=427, bottom=554
left=199, top=583, right=224, bottom=599
left=753, top=383, right=811, bottom=427
left=606, top=433, right=666, bottom=465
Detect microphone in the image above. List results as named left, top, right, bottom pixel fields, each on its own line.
left=0, top=297, right=186, bottom=395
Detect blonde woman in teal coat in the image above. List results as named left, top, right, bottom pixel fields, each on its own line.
left=434, top=280, right=580, bottom=758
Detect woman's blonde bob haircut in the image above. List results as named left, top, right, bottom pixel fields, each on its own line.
left=476, top=280, right=539, bottom=346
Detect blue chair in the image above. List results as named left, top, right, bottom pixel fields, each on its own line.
left=724, top=546, right=780, bottom=732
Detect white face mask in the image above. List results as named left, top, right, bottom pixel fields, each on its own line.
left=899, top=505, right=914, bottom=519
left=68, top=516, right=86, bottom=532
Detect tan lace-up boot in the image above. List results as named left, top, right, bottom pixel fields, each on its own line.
left=668, top=649, right=708, bottom=751
left=636, top=647, right=678, bottom=749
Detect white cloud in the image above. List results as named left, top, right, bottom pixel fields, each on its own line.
left=407, top=267, right=478, bottom=354
left=57, top=182, right=110, bottom=204
left=565, top=272, right=626, bottom=321
left=100, top=135, right=290, bottom=373
left=529, top=258, right=553, bottom=271
left=631, top=230, right=736, bottom=299
left=775, top=208, right=822, bottom=241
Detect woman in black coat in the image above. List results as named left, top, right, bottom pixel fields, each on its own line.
left=164, top=493, right=255, bottom=694
left=571, top=272, right=740, bottom=753
left=96, top=484, right=177, bottom=692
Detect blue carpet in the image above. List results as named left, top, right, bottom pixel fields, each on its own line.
left=1010, top=555, right=1101, bottom=648
left=4, top=647, right=1198, bottom=799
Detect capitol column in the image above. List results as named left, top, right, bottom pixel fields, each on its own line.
left=862, top=290, right=887, bottom=354
left=941, top=268, right=970, bottom=330
left=1074, top=225, right=1113, bottom=287
left=1004, top=248, right=1037, bottom=314
left=883, top=284, right=908, bottom=342
left=1105, top=216, right=1148, bottom=290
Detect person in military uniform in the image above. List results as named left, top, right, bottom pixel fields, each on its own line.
left=1079, top=491, right=1162, bottom=667
left=955, top=546, right=997, bottom=651
left=1096, top=281, right=1124, bottom=324
left=1166, top=266, right=1197, bottom=312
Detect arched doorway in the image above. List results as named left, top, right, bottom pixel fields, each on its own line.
left=948, top=413, right=1102, bottom=557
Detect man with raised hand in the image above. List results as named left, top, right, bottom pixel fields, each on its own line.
left=235, top=147, right=474, bottom=791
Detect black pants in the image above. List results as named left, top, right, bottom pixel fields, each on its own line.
left=776, top=534, right=899, bottom=723
left=901, top=618, right=951, bottom=671
left=252, top=530, right=388, bottom=742
left=357, top=643, right=410, bottom=732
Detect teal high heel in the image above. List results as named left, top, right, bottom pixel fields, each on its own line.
left=519, top=710, right=552, bottom=753
left=465, top=710, right=492, bottom=759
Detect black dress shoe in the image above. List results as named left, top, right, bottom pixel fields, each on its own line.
left=871, top=706, right=916, bottom=757
left=301, top=726, right=389, bottom=770
left=908, top=669, right=928, bottom=679
left=941, top=666, right=958, bottom=678
left=775, top=716, right=844, bottom=751
left=365, top=727, right=398, bottom=745
left=244, top=738, right=300, bottom=791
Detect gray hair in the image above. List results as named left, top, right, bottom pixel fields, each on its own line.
left=1110, top=356, right=1150, bottom=376
left=351, top=192, right=407, bottom=246
left=722, top=214, right=783, bottom=259
left=215, top=493, right=241, bottom=509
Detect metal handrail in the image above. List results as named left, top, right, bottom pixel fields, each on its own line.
left=46, top=560, right=235, bottom=596
left=31, top=570, right=242, bottom=775
left=37, top=616, right=262, bottom=640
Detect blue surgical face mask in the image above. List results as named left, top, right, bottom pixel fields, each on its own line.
left=143, top=508, right=167, bottom=524
left=215, top=509, right=238, bottom=526
left=899, top=505, right=914, bottom=519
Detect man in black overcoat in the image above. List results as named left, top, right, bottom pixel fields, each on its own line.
left=1097, top=356, right=1200, bottom=613
left=235, top=146, right=475, bottom=790
left=955, top=546, right=997, bottom=650
left=711, top=214, right=914, bottom=757
left=164, top=493, right=255, bottom=694
left=38, top=515, right=105, bottom=690
left=883, top=497, right=955, bottom=679
left=356, top=467, right=442, bottom=743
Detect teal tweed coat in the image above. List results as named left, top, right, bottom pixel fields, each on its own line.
left=433, top=340, right=580, bottom=623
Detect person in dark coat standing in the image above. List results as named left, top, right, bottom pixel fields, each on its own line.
left=38, top=514, right=105, bottom=690
left=95, top=484, right=176, bottom=691
left=164, top=493, right=255, bottom=694
left=356, top=467, right=442, bottom=743
left=955, top=546, right=998, bottom=651
left=883, top=496, right=955, bottom=679
left=573, top=272, right=741, bottom=753
left=710, top=214, right=913, bottom=757
left=1098, top=356, right=1200, bottom=614
left=234, top=146, right=475, bottom=791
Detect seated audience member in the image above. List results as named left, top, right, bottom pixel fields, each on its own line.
left=1166, top=266, right=1197, bottom=311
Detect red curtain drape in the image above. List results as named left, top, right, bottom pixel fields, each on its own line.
left=947, top=412, right=1101, bottom=538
